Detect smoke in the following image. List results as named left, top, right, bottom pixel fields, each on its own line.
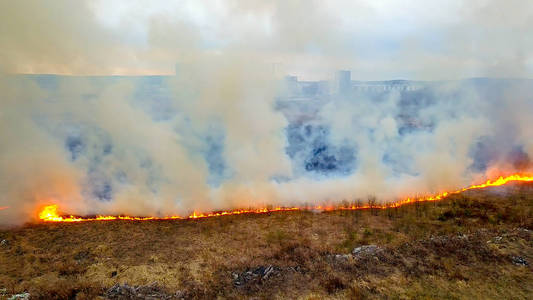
left=1, top=1, right=533, bottom=225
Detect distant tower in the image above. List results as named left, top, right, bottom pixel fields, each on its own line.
left=335, top=70, right=351, bottom=95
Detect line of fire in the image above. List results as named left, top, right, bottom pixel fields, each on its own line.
left=38, top=173, right=533, bottom=223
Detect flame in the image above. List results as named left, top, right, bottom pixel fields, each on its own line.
left=38, top=173, right=533, bottom=223
left=37, top=204, right=300, bottom=222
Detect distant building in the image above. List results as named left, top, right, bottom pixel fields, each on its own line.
left=335, top=70, right=351, bottom=95
left=276, top=69, right=423, bottom=105
left=281, top=75, right=329, bottom=99
left=317, top=80, right=329, bottom=95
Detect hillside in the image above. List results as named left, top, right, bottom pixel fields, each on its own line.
left=1, top=183, right=532, bottom=299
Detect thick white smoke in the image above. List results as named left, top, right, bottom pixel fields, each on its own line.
left=1, top=1, right=533, bottom=225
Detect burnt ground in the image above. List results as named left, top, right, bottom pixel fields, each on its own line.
left=1, top=183, right=533, bottom=299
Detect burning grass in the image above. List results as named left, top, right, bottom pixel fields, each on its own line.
left=36, top=174, right=533, bottom=223
left=1, top=183, right=533, bottom=299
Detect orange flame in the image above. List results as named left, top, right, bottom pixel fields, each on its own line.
left=37, top=204, right=300, bottom=222
left=38, top=173, right=533, bottom=222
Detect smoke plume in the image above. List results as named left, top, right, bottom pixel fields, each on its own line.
left=1, top=0, right=533, bottom=224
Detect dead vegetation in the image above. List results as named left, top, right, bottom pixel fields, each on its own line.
left=1, top=183, right=532, bottom=299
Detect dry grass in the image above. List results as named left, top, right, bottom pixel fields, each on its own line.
left=1, top=183, right=532, bottom=299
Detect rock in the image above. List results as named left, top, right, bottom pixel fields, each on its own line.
left=515, top=227, right=529, bottom=233
left=233, top=265, right=281, bottom=287
left=106, top=283, right=135, bottom=298
left=0, top=239, right=8, bottom=247
left=174, top=290, right=186, bottom=299
left=106, top=282, right=174, bottom=299
left=351, top=245, right=382, bottom=257
left=334, top=254, right=352, bottom=261
left=287, top=266, right=302, bottom=273
left=7, top=293, right=30, bottom=300
left=511, top=256, right=528, bottom=266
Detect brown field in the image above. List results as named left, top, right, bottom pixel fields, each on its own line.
left=1, top=183, right=533, bottom=299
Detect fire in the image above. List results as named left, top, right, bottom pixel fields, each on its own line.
left=37, top=204, right=300, bottom=222
left=38, top=173, right=533, bottom=222
left=38, top=204, right=69, bottom=221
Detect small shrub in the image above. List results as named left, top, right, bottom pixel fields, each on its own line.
left=266, top=229, right=290, bottom=246
left=438, top=210, right=455, bottom=221
left=323, top=276, right=346, bottom=294
left=338, top=230, right=358, bottom=252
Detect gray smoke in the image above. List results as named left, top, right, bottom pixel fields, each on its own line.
left=1, top=1, right=533, bottom=225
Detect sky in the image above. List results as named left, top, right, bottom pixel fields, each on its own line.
left=1, top=0, right=532, bottom=80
